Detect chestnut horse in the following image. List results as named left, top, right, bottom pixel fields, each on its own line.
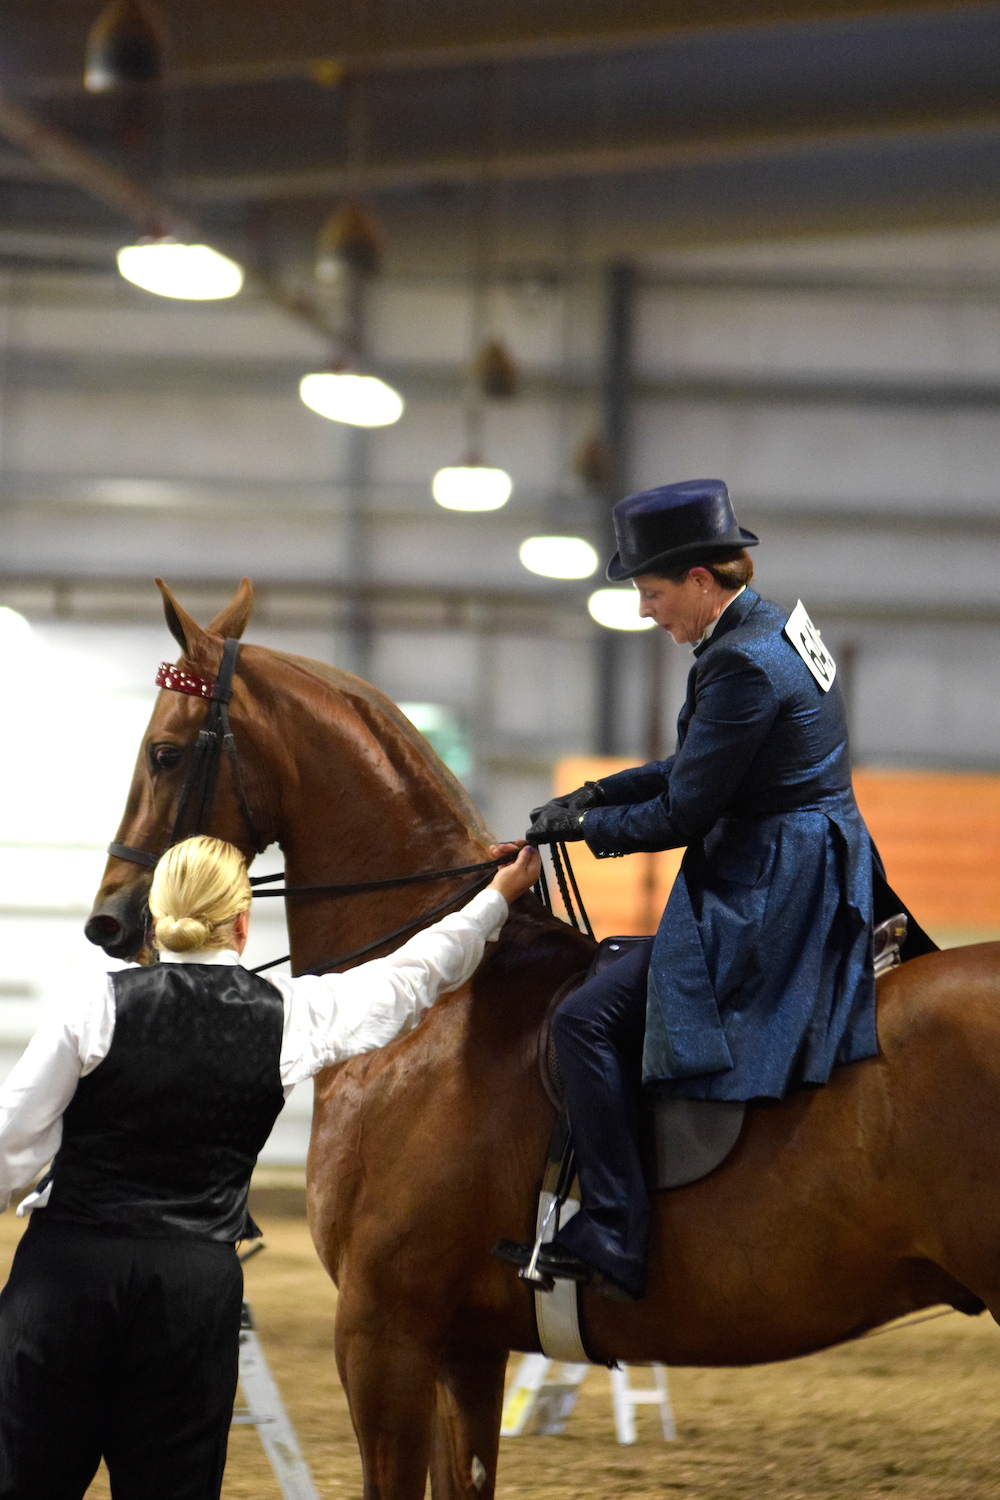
left=89, top=579, right=1000, bottom=1500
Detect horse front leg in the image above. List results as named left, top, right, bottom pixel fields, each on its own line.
left=335, top=1288, right=439, bottom=1500
left=429, top=1346, right=508, bottom=1500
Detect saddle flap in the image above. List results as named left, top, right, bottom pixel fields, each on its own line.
left=647, top=1095, right=746, bottom=1190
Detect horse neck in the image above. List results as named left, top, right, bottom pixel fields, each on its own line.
left=241, top=647, right=494, bottom=975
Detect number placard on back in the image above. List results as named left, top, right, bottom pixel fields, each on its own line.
left=784, top=599, right=836, bottom=692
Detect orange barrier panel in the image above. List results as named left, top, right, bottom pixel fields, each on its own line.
left=553, top=759, right=1000, bottom=942
left=853, top=769, right=1000, bottom=934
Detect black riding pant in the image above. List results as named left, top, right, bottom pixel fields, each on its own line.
left=552, top=939, right=653, bottom=1300
left=0, top=1216, right=243, bottom=1500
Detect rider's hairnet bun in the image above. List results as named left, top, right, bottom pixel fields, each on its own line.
left=149, top=836, right=251, bottom=954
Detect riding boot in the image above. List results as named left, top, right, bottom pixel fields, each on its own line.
left=549, top=940, right=653, bottom=1302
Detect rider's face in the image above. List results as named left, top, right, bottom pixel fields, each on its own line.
left=632, top=568, right=729, bottom=645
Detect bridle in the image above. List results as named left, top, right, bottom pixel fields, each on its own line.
left=105, top=637, right=570, bottom=976
left=109, top=637, right=265, bottom=870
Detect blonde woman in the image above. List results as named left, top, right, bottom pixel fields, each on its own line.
left=0, top=834, right=539, bottom=1500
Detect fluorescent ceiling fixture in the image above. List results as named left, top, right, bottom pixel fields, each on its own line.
left=519, top=535, right=598, bottom=580
left=117, top=240, right=244, bottom=300
left=587, top=588, right=656, bottom=631
left=299, top=371, right=404, bottom=428
left=432, top=465, right=512, bottom=512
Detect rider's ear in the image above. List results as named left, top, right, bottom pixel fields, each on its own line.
left=155, top=578, right=209, bottom=659
left=207, top=577, right=254, bottom=641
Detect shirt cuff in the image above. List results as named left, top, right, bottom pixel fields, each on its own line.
left=461, top=887, right=509, bottom=942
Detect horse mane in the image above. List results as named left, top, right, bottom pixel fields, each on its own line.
left=262, top=647, right=595, bottom=972
left=263, top=647, right=494, bottom=843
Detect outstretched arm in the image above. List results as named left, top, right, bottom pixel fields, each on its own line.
left=280, top=844, right=540, bottom=1080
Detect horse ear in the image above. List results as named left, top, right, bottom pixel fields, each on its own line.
left=207, top=578, right=254, bottom=640
left=155, top=578, right=208, bottom=658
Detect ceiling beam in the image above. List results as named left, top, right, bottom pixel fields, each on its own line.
left=174, top=108, right=1000, bottom=202
left=6, top=344, right=1000, bottom=409
left=0, top=92, right=185, bottom=232
left=17, top=1, right=979, bottom=94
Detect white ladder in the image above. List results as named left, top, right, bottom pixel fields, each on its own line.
left=232, top=1301, right=320, bottom=1500
left=609, top=1363, right=676, bottom=1444
left=501, top=1353, right=675, bottom=1444
left=501, top=1353, right=589, bottom=1436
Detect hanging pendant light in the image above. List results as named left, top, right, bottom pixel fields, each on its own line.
left=588, top=588, right=656, bottom=631
left=432, top=461, right=512, bottom=513
left=300, top=367, right=403, bottom=428
left=474, top=338, right=520, bottom=399
left=519, top=536, right=598, bottom=580
left=315, top=201, right=384, bottom=285
left=117, top=237, right=244, bottom=300
left=574, top=431, right=613, bottom=491
left=85, top=0, right=166, bottom=93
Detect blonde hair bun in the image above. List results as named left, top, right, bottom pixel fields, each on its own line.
left=153, top=914, right=214, bottom=953
left=149, top=836, right=252, bottom=955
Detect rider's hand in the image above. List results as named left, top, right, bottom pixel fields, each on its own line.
left=526, top=805, right=588, bottom=845
left=488, top=842, right=541, bottom=904
left=529, top=781, right=603, bottom=822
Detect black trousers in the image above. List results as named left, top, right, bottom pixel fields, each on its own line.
left=0, top=1217, right=243, bottom=1500
left=552, top=939, right=653, bottom=1301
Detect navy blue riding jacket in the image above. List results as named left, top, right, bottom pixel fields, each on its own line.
left=582, top=587, right=880, bottom=1101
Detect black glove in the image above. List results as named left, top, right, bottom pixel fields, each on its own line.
left=526, top=805, right=588, bottom=845
left=529, top=781, right=603, bottom=823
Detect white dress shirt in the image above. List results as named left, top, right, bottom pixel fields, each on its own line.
left=697, top=584, right=746, bottom=646
left=0, top=887, right=508, bottom=1214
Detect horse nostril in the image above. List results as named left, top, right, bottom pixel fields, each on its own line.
left=84, top=914, right=123, bottom=947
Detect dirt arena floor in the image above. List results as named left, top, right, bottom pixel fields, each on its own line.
left=2, top=1212, right=999, bottom=1499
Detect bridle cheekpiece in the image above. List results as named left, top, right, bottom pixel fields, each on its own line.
left=109, top=637, right=255, bottom=871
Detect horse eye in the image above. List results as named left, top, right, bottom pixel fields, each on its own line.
left=150, top=743, right=182, bottom=771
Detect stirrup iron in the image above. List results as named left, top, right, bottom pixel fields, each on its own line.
left=519, top=1194, right=559, bottom=1290
left=520, top=1116, right=577, bottom=1292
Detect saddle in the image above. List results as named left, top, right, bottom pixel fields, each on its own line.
left=539, top=911, right=910, bottom=1194
left=522, top=913, right=910, bottom=1358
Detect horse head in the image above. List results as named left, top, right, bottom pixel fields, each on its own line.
left=85, top=576, right=259, bottom=959
left=86, top=576, right=495, bottom=967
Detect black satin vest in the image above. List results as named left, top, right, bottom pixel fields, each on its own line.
left=43, top=963, right=285, bottom=1241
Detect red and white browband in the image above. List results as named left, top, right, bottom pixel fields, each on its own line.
left=155, top=662, right=222, bottom=699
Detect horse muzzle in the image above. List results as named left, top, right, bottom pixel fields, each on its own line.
left=84, top=883, right=151, bottom=960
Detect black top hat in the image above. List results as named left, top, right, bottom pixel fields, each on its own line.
left=606, top=479, right=758, bottom=582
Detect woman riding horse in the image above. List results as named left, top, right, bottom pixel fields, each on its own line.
left=0, top=832, right=539, bottom=1500
left=499, top=478, right=935, bottom=1302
